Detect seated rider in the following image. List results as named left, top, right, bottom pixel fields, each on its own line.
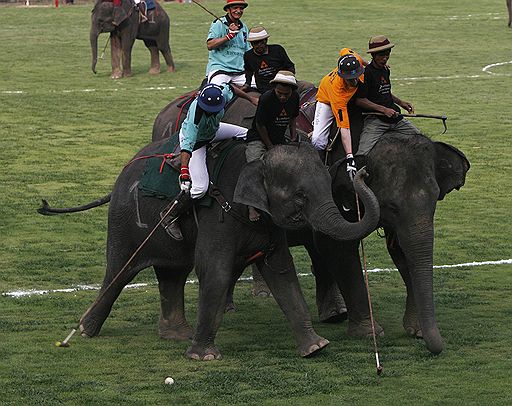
left=112, top=0, right=150, bottom=26
left=311, top=48, right=367, bottom=180
left=355, top=35, right=421, bottom=156
left=245, top=70, right=300, bottom=221
left=242, top=26, right=296, bottom=93
left=160, top=84, right=258, bottom=240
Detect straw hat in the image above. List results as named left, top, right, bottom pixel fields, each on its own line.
left=269, top=71, right=298, bottom=88
left=223, top=0, right=248, bottom=11
left=366, top=35, right=395, bottom=54
left=248, top=26, right=270, bottom=42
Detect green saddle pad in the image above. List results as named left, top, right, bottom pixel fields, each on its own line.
left=138, top=136, right=241, bottom=203
left=139, top=136, right=181, bottom=200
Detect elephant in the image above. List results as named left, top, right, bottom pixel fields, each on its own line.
left=91, top=0, right=175, bottom=79
left=39, top=139, right=380, bottom=360
left=508, top=0, right=512, bottom=28
left=152, top=88, right=470, bottom=354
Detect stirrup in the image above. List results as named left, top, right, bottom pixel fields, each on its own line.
left=160, top=212, right=183, bottom=241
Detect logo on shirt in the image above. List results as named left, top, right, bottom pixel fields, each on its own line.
left=279, top=108, right=288, bottom=117
left=260, top=60, right=268, bottom=69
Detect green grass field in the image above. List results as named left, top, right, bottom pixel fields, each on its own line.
left=1, top=0, right=512, bottom=404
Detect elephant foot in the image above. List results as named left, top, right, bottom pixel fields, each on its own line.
left=186, top=343, right=222, bottom=361
left=299, top=337, right=330, bottom=358
left=347, top=318, right=384, bottom=338
left=111, top=71, right=122, bottom=80
left=403, top=313, right=422, bottom=338
left=251, top=280, right=272, bottom=297
left=317, top=288, right=347, bottom=323
left=159, top=320, right=194, bottom=341
left=122, top=71, right=132, bottom=78
left=224, top=301, right=236, bottom=313
left=167, top=65, right=176, bottom=73
left=79, top=313, right=103, bottom=338
left=148, top=67, right=161, bottom=75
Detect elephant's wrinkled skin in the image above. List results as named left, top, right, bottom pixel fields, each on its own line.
left=91, top=0, right=175, bottom=78
left=62, top=140, right=379, bottom=360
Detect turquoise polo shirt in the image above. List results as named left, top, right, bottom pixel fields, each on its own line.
left=180, top=85, right=234, bottom=153
left=205, top=16, right=250, bottom=75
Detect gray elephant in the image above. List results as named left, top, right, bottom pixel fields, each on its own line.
left=91, top=0, right=175, bottom=79
left=39, top=139, right=380, bottom=360
left=508, top=0, right=512, bottom=28
left=152, top=89, right=470, bottom=354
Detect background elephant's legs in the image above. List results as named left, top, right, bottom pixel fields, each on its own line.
left=251, top=263, right=272, bottom=297
left=110, top=34, right=122, bottom=79
left=154, top=265, right=194, bottom=341
left=160, top=44, right=176, bottom=72
left=256, top=251, right=329, bottom=358
left=317, top=237, right=383, bottom=337
left=186, top=256, right=237, bottom=360
left=79, top=258, right=144, bottom=337
left=306, top=244, right=347, bottom=323
left=121, top=39, right=135, bottom=77
left=144, top=40, right=161, bottom=75
left=385, top=228, right=422, bottom=338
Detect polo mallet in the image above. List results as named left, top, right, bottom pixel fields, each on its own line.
left=54, top=191, right=185, bottom=347
left=354, top=171, right=383, bottom=375
left=99, top=36, right=110, bottom=60
left=191, top=0, right=220, bottom=21
left=363, top=112, right=448, bottom=134
left=54, top=328, right=77, bottom=348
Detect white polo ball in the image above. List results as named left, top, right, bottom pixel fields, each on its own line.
left=164, top=377, right=175, bottom=385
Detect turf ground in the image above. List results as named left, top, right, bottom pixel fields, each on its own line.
left=1, top=0, right=511, bottom=404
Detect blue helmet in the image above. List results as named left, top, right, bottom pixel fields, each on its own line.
left=337, top=55, right=364, bottom=79
left=197, top=84, right=226, bottom=113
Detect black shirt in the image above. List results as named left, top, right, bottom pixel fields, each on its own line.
left=244, top=44, right=295, bottom=93
left=356, top=62, right=402, bottom=123
left=246, top=89, right=300, bottom=144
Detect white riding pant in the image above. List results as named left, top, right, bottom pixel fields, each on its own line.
left=208, top=71, right=246, bottom=87
left=311, top=101, right=335, bottom=150
left=181, top=123, right=248, bottom=199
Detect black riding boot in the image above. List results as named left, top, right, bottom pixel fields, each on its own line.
left=160, top=192, right=192, bottom=241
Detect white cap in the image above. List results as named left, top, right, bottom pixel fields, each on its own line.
left=269, top=70, right=297, bottom=88
left=248, top=26, right=270, bottom=42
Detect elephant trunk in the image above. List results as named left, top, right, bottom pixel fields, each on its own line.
left=399, top=218, right=443, bottom=354
left=308, top=169, right=380, bottom=241
left=90, top=28, right=99, bottom=74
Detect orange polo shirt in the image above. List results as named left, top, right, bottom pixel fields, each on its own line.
left=316, top=48, right=364, bottom=129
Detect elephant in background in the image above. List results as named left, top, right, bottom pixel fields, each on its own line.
left=507, top=0, right=512, bottom=28
left=91, top=0, right=175, bottom=79
left=39, top=140, right=380, bottom=360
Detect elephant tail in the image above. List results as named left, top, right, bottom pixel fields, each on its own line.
left=37, top=193, right=112, bottom=216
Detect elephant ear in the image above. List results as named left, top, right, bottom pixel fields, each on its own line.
left=434, top=142, right=471, bottom=200
left=233, top=160, right=270, bottom=214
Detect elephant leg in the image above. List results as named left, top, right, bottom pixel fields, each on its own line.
left=385, top=228, right=422, bottom=338
left=121, top=38, right=134, bottom=77
left=110, top=34, right=122, bottom=79
left=257, top=244, right=329, bottom=358
left=144, top=40, right=161, bottom=75
left=186, top=253, right=238, bottom=361
left=79, top=256, right=145, bottom=338
left=225, top=265, right=245, bottom=313
left=154, top=265, right=194, bottom=341
left=317, top=236, right=383, bottom=338
left=160, top=44, right=176, bottom=72
left=306, top=244, right=347, bottom=323
left=251, top=263, right=272, bottom=297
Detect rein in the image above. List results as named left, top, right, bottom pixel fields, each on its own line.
left=124, top=153, right=175, bottom=173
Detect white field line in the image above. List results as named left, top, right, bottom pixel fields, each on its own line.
left=3, top=259, right=511, bottom=299
left=2, top=60, right=512, bottom=95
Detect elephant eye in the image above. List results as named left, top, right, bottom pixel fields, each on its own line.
left=293, top=191, right=306, bottom=208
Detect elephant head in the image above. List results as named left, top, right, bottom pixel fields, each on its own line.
left=331, top=132, right=470, bottom=354
left=234, top=142, right=380, bottom=242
